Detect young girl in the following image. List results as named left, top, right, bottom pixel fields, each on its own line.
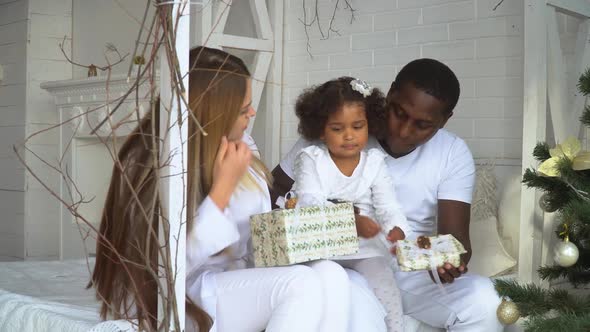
left=92, top=47, right=353, bottom=332
left=291, top=76, right=411, bottom=332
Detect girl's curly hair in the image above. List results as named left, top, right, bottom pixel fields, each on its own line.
left=295, top=77, right=388, bottom=141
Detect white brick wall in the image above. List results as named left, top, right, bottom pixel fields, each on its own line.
left=280, top=0, right=526, bottom=163
left=0, top=0, right=27, bottom=259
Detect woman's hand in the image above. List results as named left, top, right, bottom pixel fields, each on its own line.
left=209, top=136, right=251, bottom=210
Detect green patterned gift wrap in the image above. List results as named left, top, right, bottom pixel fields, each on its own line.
left=250, top=202, right=359, bottom=267
left=395, top=234, right=467, bottom=272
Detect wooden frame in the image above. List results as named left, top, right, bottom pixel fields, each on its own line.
left=192, top=0, right=284, bottom=167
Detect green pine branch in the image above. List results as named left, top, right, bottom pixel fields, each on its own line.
left=522, top=169, right=561, bottom=191
left=494, top=279, right=552, bottom=316
left=562, top=201, right=590, bottom=226
left=533, top=142, right=551, bottom=162
left=578, top=68, right=590, bottom=96
left=547, top=288, right=590, bottom=315
left=522, top=169, right=574, bottom=210
left=538, top=265, right=590, bottom=286
left=524, top=312, right=590, bottom=332
left=495, top=279, right=590, bottom=315
left=581, top=105, right=590, bottom=128
left=537, top=265, right=570, bottom=282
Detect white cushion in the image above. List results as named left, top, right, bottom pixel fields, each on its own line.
left=469, top=215, right=517, bottom=277
left=498, top=173, right=522, bottom=259
left=471, top=164, right=498, bottom=221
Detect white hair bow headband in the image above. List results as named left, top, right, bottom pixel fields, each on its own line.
left=350, top=78, right=373, bottom=97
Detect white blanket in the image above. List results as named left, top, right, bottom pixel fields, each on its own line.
left=0, top=259, right=138, bottom=332
left=0, top=289, right=98, bottom=332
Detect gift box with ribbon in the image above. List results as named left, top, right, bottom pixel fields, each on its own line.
left=250, top=202, right=359, bottom=267
left=395, top=234, right=467, bottom=272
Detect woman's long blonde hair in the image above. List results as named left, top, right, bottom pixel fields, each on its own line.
left=187, top=46, right=271, bottom=229
left=91, top=110, right=164, bottom=329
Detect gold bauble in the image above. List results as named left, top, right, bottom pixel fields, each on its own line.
left=497, top=299, right=520, bottom=325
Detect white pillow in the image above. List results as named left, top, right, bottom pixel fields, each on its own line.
left=469, top=215, right=517, bottom=277
left=498, top=173, right=522, bottom=259
left=471, top=163, right=498, bottom=221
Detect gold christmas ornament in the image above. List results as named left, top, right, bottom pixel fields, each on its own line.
left=497, top=298, right=520, bottom=325
left=554, top=236, right=580, bottom=267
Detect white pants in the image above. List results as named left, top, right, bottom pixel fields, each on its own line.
left=396, top=271, right=503, bottom=332
left=211, top=260, right=349, bottom=332
left=346, top=269, right=388, bottom=332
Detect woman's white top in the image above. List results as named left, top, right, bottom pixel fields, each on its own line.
left=185, top=167, right=271, bottom=309
left=292, top=144, right=410, bottom=258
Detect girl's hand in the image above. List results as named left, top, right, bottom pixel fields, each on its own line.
left=387, top=227, right=405, bottom=255
left=386, top=227, right=405, bottom=242
left=210, top=136, right=251, bottom=209
left=355, top=214, right=381, bottom=238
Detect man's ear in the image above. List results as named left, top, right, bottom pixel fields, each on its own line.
left=441, top=111, right=453, bottom=127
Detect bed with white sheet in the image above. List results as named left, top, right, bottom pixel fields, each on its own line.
left=0, top=258, right=133, bottom=332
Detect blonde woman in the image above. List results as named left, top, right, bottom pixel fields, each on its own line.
left=185, top=46, right=356, bottom=332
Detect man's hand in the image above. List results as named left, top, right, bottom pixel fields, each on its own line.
left=354, top=213, right=381, bottom=238
left=429, top=259, right=468, bottom=284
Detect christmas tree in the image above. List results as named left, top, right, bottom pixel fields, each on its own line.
left=494, top=70, right=590, bottom=331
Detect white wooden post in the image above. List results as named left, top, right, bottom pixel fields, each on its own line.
left=159, top=2, right=190, bottom=329
left=264, top=0, right=284, bottom=167
left=572, top=21, right=590, bottom=143
left=520, top=0, right=548, bottom=283
left=547, top=7, right=569, bottom=143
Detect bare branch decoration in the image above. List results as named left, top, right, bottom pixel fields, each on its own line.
left=298, top=0, right=356, bottom=57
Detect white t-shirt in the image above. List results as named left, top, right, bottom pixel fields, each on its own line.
left=280, top=129, right=475, bottom=237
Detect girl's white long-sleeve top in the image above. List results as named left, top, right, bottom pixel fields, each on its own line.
left=292, top=144, right=411, bottom=258
left=185, top=167, right=271, bottom=305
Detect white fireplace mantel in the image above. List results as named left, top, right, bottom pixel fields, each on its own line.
left=41, top=73, right=157, bottom=259
left=41, top=73, right=158, bottom=138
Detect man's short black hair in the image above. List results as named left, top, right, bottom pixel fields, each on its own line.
left=389, top=58, right=460, bottom=115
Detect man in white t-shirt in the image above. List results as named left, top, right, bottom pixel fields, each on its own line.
left=271, top=59, right=502, bottom=331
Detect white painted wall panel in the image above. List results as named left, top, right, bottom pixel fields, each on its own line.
left=0, top=0, right=27, bottom=260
